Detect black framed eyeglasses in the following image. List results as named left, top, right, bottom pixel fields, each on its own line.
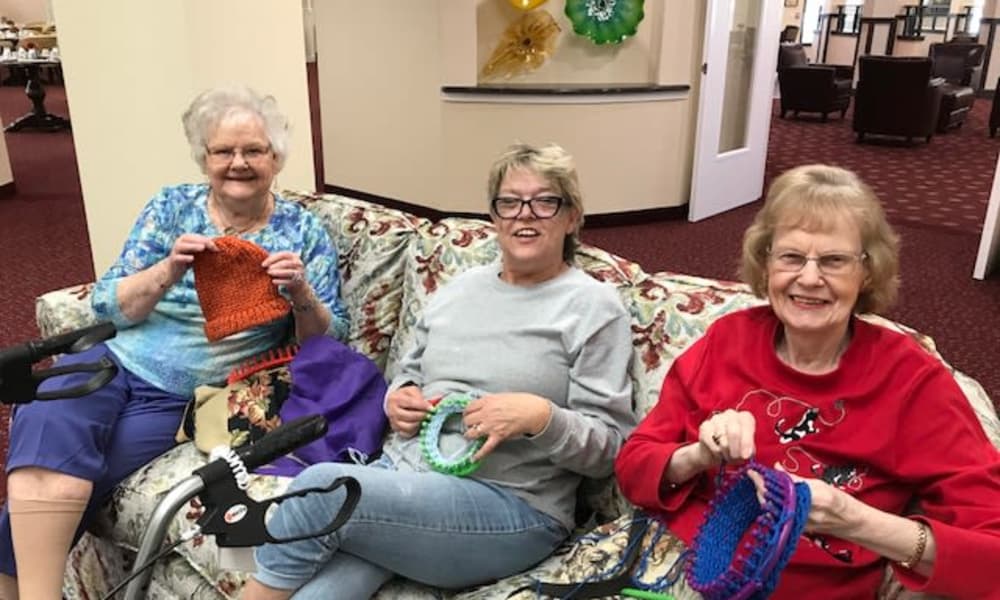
left=491, top=196, right=564, bottom=219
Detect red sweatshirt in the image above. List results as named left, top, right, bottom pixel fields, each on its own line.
left=615, top=306, right=1000, bottom=599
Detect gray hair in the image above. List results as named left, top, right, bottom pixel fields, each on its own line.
left=182, top=85, right=290, bottom=172
left=487, top=142, right=585, bottom=263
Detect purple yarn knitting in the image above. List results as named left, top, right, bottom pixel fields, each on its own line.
left=686, top=461, right=812, bottom=600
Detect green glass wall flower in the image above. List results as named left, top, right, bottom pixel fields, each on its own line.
left=564, top=0, right=645, bottom=45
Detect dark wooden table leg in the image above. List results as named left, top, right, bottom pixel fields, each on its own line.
left=4, top=64, right=70, bottom=132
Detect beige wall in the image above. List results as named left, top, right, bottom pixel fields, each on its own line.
left=317, top=0, right=704, bottom=214
left=782, top=4, right=802, bottom=29
left=893, top=31, right=946, bottom=57
left=0, top=0, right=49, bottom=23
left=825, top=33, right=857, bottom=64
left=51, top=0, right=314, bottom=275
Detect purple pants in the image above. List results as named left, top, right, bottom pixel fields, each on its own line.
left=0, top=343, right=189, bottom=576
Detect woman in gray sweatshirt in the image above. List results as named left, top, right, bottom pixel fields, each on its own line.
left=242, top=142, right=635, bottom=600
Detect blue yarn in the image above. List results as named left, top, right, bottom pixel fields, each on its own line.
left=686, top=461, right=812, bottom=600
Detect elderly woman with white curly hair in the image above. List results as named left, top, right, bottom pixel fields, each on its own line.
left=0, top=85, right=349, bottom=600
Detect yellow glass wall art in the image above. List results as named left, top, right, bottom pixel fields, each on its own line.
left=481, top=9, right=561, bottom=80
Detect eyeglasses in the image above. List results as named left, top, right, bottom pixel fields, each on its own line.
left=205, top=144, right=273, bottom=165
left=768, top=249, right=867, bottom=275
left=491, top=195, right=564, bottom=219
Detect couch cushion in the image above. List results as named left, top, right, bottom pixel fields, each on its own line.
left=36, top=283, right=99, bottom=338
left=627, top=272, right=767, bottom=419
left=283, top=191, right=429, bottom=371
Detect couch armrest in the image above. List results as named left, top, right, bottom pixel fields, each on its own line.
left=35, top=282, right=99, bottom=338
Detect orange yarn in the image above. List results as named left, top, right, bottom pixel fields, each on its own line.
left=193, top=236, right=291, bottom=342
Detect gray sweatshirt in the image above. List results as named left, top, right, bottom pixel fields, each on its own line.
left=385, top=264, right=636, bottom=531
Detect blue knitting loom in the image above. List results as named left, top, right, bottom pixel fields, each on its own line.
left=686, top=461, right=811, bottom=600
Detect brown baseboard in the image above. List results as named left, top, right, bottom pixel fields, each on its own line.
left=585, top=205, right=688, bottom=228
left=324, top=185, right=487, bottom=221
left=323, top=184, right=688, bottom=228
left=0, top=181, right=15, bottom=199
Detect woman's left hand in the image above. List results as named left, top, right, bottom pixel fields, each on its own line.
left=462, top=393, right=552, bottom=461
left=262, top=251, right=308, bottom=292
left=747, top=464, right=855, bottom=536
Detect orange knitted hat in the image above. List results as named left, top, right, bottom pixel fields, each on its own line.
left=193, top=236, right=291, bottom=342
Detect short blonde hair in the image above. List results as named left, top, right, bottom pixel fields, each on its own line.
left=182, top=85, right=290, bottom=173
left=740, top=164, right=899, bottom=314
left=487, top=142, right=584, bottom=263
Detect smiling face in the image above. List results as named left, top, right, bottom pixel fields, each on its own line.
left=767, top=213, right=868, bottom=347
left=492, top=166, right=579, bottom=285
left=204, top=110, right=279, bottom=205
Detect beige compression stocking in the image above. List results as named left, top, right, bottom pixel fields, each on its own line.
left=8, top=496, right=87, bottom=600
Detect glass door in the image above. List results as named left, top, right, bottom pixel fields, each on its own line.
left=689, top=0, right=782, bottom=221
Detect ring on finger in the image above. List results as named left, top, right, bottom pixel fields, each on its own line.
left=711, top=433, right=723, bottom=445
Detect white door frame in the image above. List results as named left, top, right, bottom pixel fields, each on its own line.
left=974, top=151, right=1000, bottom=279
left=689, top=0, right=783, bottom=222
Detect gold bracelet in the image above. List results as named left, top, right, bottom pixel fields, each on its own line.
left=898, top=520, right=928, bottom=570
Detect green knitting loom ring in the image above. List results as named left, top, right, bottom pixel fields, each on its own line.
left=420, top=393, right=485, bottom=477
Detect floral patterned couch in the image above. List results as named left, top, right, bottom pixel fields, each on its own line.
left=34, top=192, right=1000, bottom=599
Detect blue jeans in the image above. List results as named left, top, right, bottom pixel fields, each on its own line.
left=253, top=458, right=568, bottom=599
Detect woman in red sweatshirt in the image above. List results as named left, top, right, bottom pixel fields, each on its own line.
left=615, top=164, right=1000, bottom=599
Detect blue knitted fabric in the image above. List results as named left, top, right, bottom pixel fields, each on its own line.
left=686, top=462, right=812, bottom=600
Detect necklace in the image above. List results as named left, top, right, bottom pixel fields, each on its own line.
left=210, top=192, right=272, bottom=236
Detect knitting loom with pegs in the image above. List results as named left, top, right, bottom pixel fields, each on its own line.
left=419, top=393, right=485, bottom=477
left=686, top=460, right=811, bottom=600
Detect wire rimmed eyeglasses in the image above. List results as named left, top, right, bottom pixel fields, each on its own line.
left=205, top=144, right=273, bottom=164
left=768, top=249, right=867, bottom=275
left=491, top=195, right=564, bottom=220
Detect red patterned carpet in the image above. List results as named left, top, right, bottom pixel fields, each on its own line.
left=765, top=99, right=998, bottom=235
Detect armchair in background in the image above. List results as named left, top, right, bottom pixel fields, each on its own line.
left=779, top=25, right=800, bottom=43
left=777, top=44, right=853, bottom=121
left=853, top=56, right=943, bottom=144
left=929, top=40, right=985, bottom=89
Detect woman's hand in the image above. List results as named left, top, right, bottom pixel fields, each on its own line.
left=660, top=410, right=757, bottom=489
left=264, top=251, right=332, bottom=341
left=462, top=393, right=552, bottom=461
left=262, top=251, right=307, bottom=292
left=164, top=234, right=218, bottom=287
left=385, top=385, right=433, bottom=438
left=116, top=233, right=216, bottom=323
left=774, top=464, right=855, bottom=535
left=699, top=409, right=757, bottom=463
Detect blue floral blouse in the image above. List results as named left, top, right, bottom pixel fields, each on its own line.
left=92, top=183, right=349, bottom=397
